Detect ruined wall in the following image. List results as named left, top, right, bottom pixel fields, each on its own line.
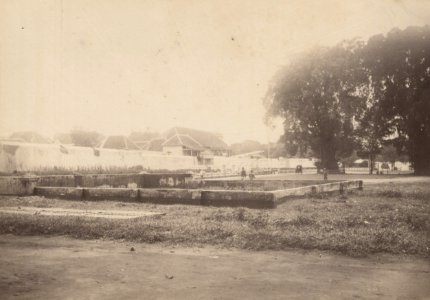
left=0, top=142, right=199, bottom=174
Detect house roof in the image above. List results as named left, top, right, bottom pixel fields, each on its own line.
left=139, top=138, right=166, bottom=151
left=99, top=135, right=140, bottom=150
left=162, top=134, right=204, bottom=151
left=163, top=127, right=229, bottom=151
left=9, top=131, right=53, bottom=144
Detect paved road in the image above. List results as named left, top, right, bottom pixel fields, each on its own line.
left=0, top=235, right=429, bottom=299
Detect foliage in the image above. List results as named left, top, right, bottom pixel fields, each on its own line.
left=377, top=144, right=408, bottom=166
left=266, top=25, right=430, bottom=175
left=265, top=41, right=366, bottom=170
left=361, top=26, right=430, bottom=175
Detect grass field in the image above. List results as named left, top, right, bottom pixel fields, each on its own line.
left=0, top=181, right=428, bottom=257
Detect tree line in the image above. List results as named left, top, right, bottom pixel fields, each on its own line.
left=265, top=26, right=430, bottom=175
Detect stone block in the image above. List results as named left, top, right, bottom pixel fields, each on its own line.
left=83, top=188, right=139, bottom=201
left=201, top=190, right=276, bottom=209
left=34, top=186, right=83, bottom=199
left=138, top=188, right=201, bottom=205
left=0, top=176, right=40, bottom=196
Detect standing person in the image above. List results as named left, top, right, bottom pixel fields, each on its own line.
left=323, top=168, right=328, bottom=181
left=241, top=167, right=247, bottom=180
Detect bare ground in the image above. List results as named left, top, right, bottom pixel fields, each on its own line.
left=0, top=206, right=164, bottom=219
left=0, top=234, right=429, bottom=300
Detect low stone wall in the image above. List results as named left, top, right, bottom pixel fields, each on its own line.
left=194, top=180, right=335, bottom=191
left=5, top=175, right=363, bottom=209
left=83, top=188, right=139, bottom=201
left=34, top=187, right=276, bottom=209
left=139, top=189, right=202, bottom=205
left=201, top=190, right=275, bottom=208
left=38, top=173, right=193, bottom=188
left=35, top=187, right=84, bottom=199
left=273, top=180, right=363, bottom=202
left=0, top=176, right=39, bottom=196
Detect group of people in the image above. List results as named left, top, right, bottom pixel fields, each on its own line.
left=240, top=167, right=255, bottom=180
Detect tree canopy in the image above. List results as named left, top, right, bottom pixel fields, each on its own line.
left=265, top=25, right=430, bottom=174
left=362, top=26, right=430, bottom=175
left=265, top=40, right=366, bottom=170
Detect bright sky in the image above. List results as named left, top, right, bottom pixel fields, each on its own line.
left=1, top=0, right=429, bottom=144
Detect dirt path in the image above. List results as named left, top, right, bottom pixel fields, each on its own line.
left=0, top=235, right=429, bottom=300
left=219, top=173, right=430, bottom=185
left=0, top=207, right=164, bottom=219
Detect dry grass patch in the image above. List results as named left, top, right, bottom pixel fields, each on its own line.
left=0, top=182, right=428, bottom=257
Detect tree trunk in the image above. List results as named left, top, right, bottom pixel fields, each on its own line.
left=369, top=154, right=375, bottom=175
left=410, top=130, right=430, bottom=175
left=320, top=142, right=339, bottom=171
left=412, top=155, right=430, bottom=175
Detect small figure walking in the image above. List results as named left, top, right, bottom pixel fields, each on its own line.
left=323, top=168, right=328, bottom=181
left=241, top=167, right=247, bottom=180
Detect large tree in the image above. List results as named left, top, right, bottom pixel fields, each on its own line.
left=266, top=26, right=430, bottom=175
left=362, top=26, right=430, bottom=175
left=265, top=41, right=366, bottom=170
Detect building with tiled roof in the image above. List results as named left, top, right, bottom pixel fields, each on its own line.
left=135, top=137, right=166, bottom=152
left=162, top=127, right=230, bottom=163
left=98, top=135, right=140, bottom=150
left=9, top=131, right=53, bottom=144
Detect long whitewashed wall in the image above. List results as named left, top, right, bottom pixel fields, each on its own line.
left=212, top=156, right=316, bottom=172
left=0, top=142, right=199, bottom=174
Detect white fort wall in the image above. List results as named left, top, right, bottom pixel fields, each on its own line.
left=0, top=142, right=199, bottom=174
left=0, top=142, right=317, bottom=174
left=213, top=156, right=316, bottom=173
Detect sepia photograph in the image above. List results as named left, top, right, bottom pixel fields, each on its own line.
left=0, top=0, right=429, bottom=299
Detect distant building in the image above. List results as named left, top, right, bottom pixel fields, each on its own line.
left=7, top=131, right=53, bottom=144
left=53, top=133, right=73, bottom=145
left=162, top=127, right=230, bottom=163
left=230, top=151, right=266, bottom=159
left=135, top=137, right=166, bottom=152
left=98, top=135, right=140, bottom=150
